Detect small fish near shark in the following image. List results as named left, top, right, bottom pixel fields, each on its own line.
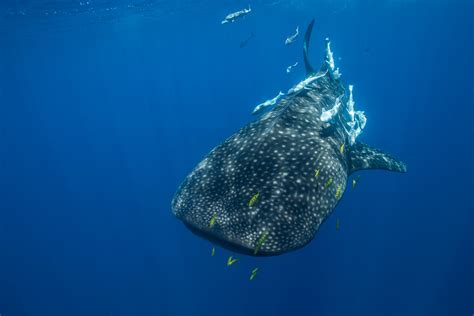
left=286, top=62, right=298, bottom=74
left=172, top=19, right=406, bottom=256
left=285, top=26, right=299, bottom=45
left=221, top=5, right=251, bottom=24
left=252, top=91, right=284, bottom=115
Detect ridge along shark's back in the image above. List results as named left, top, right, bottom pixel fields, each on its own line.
left=171, top=20, right=406, bottom=256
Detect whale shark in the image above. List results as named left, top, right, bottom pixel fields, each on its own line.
left=172, top=20, right=406, bottom=256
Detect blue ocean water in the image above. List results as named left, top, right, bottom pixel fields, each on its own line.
left=0, top=1, right=473, bottom=315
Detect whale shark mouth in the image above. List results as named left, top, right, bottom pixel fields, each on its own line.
left=181, top=219, right=313, bottom=257
left=183, top=222, right=276, bottom=256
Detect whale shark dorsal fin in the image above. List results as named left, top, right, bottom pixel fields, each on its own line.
left=349, top=141, right=407, bottom=174
left=303, top=19, right=316, bottom=76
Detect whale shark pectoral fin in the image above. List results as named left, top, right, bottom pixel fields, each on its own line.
left=349, top=141, right=407, bottom=174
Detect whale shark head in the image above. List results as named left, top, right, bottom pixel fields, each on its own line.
left=172, top=20, right=406, bottom=256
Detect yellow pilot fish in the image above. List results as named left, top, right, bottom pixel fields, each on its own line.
left=254, top=231, right=269, bottom=255
left=249, top=268, right=259, bottom=281
left=248, top=192, right=260, bottom=207
left=324, top=177, right=333, bottom=189
left=209, top=212, right=218, bottom=228
left=227, top=256, right=238, bottom=266
left=335, top=185, right=342, bottom=200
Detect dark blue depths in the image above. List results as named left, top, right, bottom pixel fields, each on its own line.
left=0, top=1, right=472, bottom=315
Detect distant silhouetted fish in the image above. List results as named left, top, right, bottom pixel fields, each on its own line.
left=240, top=32, right=254, bottom=48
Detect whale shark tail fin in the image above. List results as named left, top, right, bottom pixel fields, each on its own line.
left=303, top=19, right=316, bottom=76
left=349, top=141, right=407, bottom=174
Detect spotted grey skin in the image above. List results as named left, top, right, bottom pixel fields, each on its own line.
left=172, top=20, right=406, bottom=256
